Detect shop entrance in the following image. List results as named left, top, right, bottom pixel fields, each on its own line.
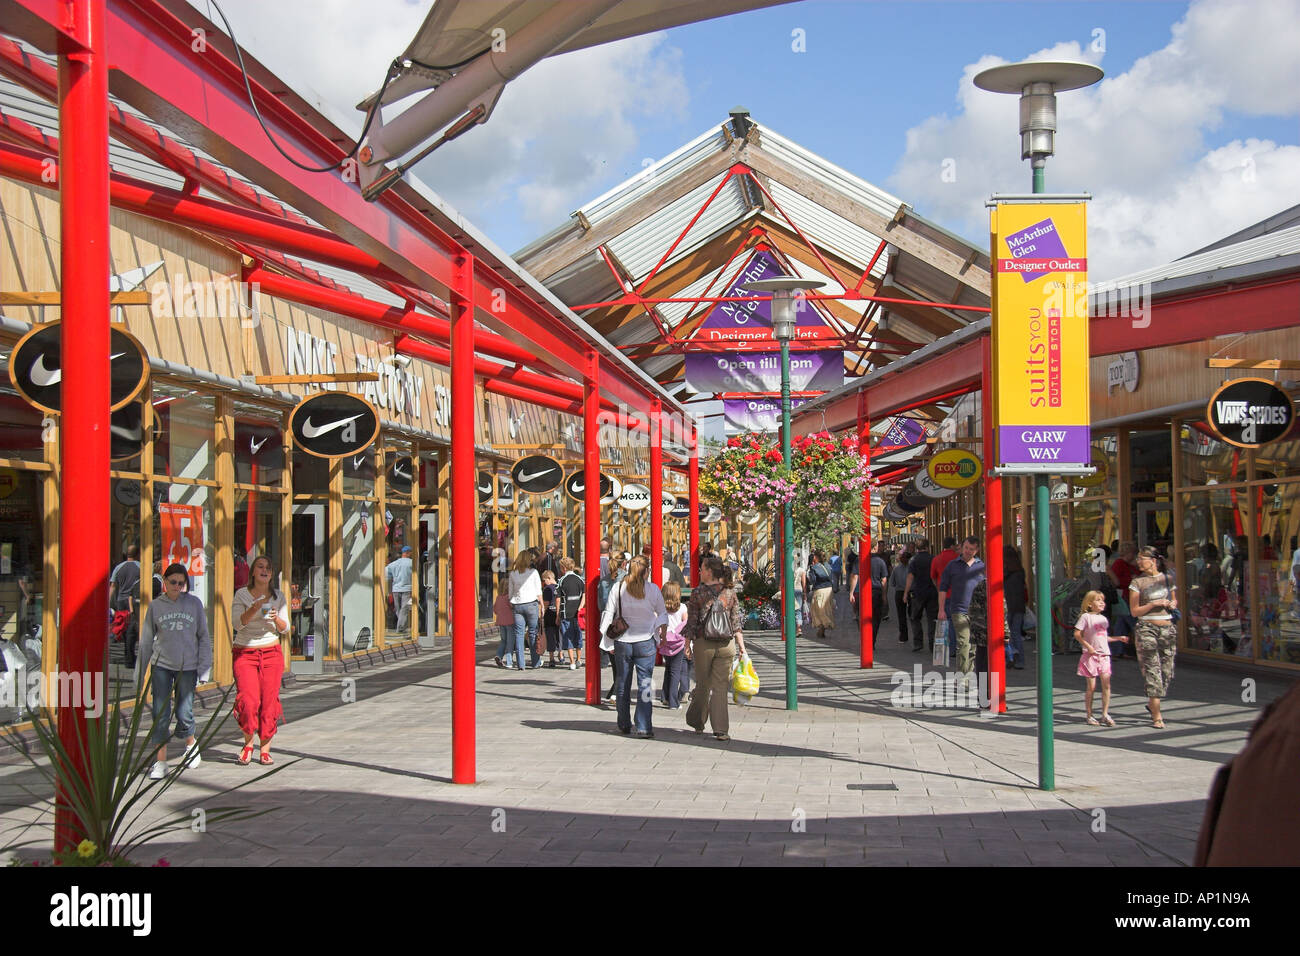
left=1136, top=501, right=1174, bottom=553
left=290, top=502, right=328, bottom=674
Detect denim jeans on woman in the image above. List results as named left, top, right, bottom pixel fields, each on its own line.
left=614, top=638, right=657, bottom=734
left=149, top=666, right=197, bottom=748
left=512, top=602, right=539, bottom=669
left=1007, top=611, right=1024, bottom=664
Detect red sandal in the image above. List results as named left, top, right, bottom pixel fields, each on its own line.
left=238, top=745, right=254, bottom=765
left=259, top=751, right=274, bottom=766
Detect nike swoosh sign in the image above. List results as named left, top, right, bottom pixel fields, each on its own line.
left=29, top=351, right=127, bottom=387
left=478, top=482, right=491, bottom=494
left=571, top=481, right=584, bottom=493
left=519, top=467, right=557, bottom=483
left=111, top=424, right=144, bottom=442
left=393, top=466, right=411, bottom=480
left=302, top=413, right=364, bottom=439
left=353, top=456, right=366, bottom=469
left=250, top=436, right=269, bottom=454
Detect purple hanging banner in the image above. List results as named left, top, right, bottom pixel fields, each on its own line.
left=881, top=417, right=926, bottom=447
left=723, top=397, right=811, bottom=434
left=685, top=350, right=844, bottom=394
left=695, top=249, right=839, bottom=345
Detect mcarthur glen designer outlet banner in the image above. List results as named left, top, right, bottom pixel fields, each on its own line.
left=990, top=199, right=1090, bottom=471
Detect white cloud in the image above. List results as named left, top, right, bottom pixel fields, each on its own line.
left=887, top=0, right=1300, bottom=280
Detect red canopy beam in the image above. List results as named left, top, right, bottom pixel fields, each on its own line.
left=3, top=0, right=668, bottom=414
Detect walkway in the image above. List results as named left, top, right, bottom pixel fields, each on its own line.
left=1, top=601, right=1291, bottom=866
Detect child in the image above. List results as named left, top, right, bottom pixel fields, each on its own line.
left=541, top=570, right=561, bottom=667
left=659, top=582, right=689, bottom=709
left=493, top=588, right=517, bottom=668
left=1075, top=590, right=1129, bottom=726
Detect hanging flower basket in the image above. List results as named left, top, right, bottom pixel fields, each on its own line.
left=700, top=431, right=872, bottom=552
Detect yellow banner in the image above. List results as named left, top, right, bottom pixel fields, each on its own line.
left=990, top=200, right=1091, bottom=470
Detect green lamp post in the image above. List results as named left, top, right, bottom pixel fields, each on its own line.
left=743, top=276, right=825, bottom=710
left=974, top=60, right=1103, bottom=790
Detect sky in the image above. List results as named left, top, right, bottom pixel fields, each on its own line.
left=198, top=0, right=1300, bottom=283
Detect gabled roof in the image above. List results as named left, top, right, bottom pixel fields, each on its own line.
left=515, top=114, right=991, bottom=401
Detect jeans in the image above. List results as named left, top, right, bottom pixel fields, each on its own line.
left=512, top=602, right=540, bottom=668
left=393, top=592, right=412, bottom=632
left=910, top=591, right=938, bottom=649
left=661, top=650, right=688, bottom=707
left=614, top=638, right=656, bottom=733
left=149, top=666, right=197, bottom=749
left=1007, top=611, right=1024, bottom=664
left=871, top=587, right=885, bottom=645
left=560, top=618, right=582, bottom=651
left=496, top=625, right=524, bottom=666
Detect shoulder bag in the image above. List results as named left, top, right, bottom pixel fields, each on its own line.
left=606, top=582, right=630, bottom=639
left=703, top=588, right=735, bottom=641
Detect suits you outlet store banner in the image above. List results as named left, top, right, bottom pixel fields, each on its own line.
left=990, top=199, right=1091, bottom=472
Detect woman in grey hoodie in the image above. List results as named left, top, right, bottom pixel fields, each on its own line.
left=137, top=562, right=213, bottom=779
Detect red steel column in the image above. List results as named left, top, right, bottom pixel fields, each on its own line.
left=584, top=351, right=602, bottom=705
left=983, top=335, right=1007, bottom=714
left=688, top=428, right=700, bottom=587
left=858, top=392, right=874, bottom=668
left=650, top=399, right=663, bottom=587
left=451, top=253, right=476, bottom=783
left=55, top=0, right=110, bottom=853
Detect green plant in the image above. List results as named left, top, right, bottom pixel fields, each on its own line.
left=2, top=658, right=286, bottom=865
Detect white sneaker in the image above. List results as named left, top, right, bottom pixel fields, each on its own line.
left=182, top=744, right=201, bottom=769
left=148, top=760, right=167, bottom=780
left=569, top=661, right=576, bottom=671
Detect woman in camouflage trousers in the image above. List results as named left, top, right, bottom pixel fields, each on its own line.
left=1128, top=547, right=1178, bottom=729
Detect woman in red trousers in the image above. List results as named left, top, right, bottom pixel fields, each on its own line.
left=231, top=555, right=288, bottom=765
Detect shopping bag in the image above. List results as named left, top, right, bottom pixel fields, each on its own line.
left=1022, top=607, right=1037, bottom=634
left=731, top=654, right=760, bottom=703
left=932, top=620, right=950, bottom=667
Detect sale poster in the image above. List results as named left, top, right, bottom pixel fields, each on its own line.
left=158, top=502, right=205, bottom=580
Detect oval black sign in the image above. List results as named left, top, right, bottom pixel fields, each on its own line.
left=1206, top=378, right=1294, bottom=449
left=109, top=402, right=145, bottom=461
left=288, top=392, right=380, bottom=459
left=672, top=496, right=691, bottom=519
left=388, top=453, right=414, bottom=493
left=511, top=454, right=562, bottom=494
left=477, top=471, right=494, bottom=504
left=565, top=469, right=615, bottom=502
left=9, top=322, right=148, bottom=414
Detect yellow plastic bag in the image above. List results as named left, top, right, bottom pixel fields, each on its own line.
left=731, top=655, right=760, bottom=703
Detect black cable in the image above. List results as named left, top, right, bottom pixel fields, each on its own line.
left=408, top=47, right=493, bottom=73
left=205, top=0, right=398, bottom=173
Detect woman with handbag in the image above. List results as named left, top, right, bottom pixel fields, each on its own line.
left=597, top=552, right=627, bottom=700
left=508, top=551, right=544, bottom=670
left=1129, top=546, right=1178, bottom=729
left=684, top=555, right=746, bottom=741
left=598, top=555, right=667, bottom=737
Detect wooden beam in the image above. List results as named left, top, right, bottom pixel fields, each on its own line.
left=251, top=372, right=379, bottom=385
left=519, top=147, right=742, bottom=280
left=1, top=290, right=152, bottom=305
left=740, top=144, right=991, bottom=297
left=1206, top=359, right=1300, bottom=370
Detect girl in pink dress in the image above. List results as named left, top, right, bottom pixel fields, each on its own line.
left=1075, top=591, right=1129, bottom=726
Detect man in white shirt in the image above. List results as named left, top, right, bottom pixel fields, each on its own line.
left=385, top=546, right=415, bottom=633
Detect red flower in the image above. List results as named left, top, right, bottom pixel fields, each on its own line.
left=727, top=437, right=742, bottom=448
left=765, top=449, right=783, bottom=463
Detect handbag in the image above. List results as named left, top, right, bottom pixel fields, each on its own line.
left=703, top=589, right=735, bottom=641
left=1164, top=572, right=1182, bottom=624
left=606, top=582, right=630, bottom=639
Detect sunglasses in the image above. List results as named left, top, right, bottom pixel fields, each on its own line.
left=165, top=577, right=187, bottom=586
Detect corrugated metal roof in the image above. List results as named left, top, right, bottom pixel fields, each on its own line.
left=758, top=125, right=906, bottom=225
left=1092, top=222, right=1300, bottom=295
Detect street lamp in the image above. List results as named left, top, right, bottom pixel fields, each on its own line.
left=743, top=276, right=824, bottom=711
left=973, top=59, right=1102, bottom=791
